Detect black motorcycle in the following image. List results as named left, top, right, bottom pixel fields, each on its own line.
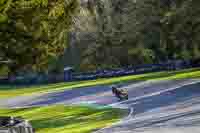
left=112, top=87, right=128, bottom=101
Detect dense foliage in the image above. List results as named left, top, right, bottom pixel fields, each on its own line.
left=0, top=0, right=79, bottom=74
left=0, top=0, right=200, bottom=74
left=76, top=0, right=200, bottom=71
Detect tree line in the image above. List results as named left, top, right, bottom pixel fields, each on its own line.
left=0, top=0, right=200, bottom=75
left=76, top=0, right=200, bottom=71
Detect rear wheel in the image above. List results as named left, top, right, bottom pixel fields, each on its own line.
left=125, top=95, right=128, bottom=100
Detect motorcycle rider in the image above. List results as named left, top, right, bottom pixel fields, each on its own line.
left=111, top=86, right=128, bottom=100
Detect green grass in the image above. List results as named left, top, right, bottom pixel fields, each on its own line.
left=0, top=68, right=200, bottom=98
left=0, top=105, right=125, bottom=133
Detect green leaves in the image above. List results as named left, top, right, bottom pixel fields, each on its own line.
left=0, top=0, right=79, bottom=74
left=77, top=0, right=200, bottom=71
left=0, top=13, right=8, bottom=23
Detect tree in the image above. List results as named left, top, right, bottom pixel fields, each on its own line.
left=67, top=0, right=200, bottom=71
left=0, top=0, right=79, bottom=75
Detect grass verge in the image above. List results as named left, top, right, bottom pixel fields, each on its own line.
left=0, top=105, right=126, bottom=133
left=0, top=68, right=200, bottom=98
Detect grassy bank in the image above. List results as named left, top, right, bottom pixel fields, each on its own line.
left=0, top=68, right=200, bottom=98
left=0, top=105, right=125, bottom=133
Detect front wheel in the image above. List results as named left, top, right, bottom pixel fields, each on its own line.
left=119, top=94, right=128, bottom=101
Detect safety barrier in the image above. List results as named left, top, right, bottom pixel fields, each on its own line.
left=72, top=60, right=192, bottom=81
left=0, top=59, right=199, bottom=85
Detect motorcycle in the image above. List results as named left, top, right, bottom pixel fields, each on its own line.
left=112, top=87, right=128, bottom=101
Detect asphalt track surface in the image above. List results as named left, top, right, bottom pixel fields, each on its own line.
left=1, top=79, right=200, bottom=133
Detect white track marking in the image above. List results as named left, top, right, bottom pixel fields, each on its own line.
left=95, top=80, right=200, bottom=133
left=127, top=107, right=134, bottom=119
left=94, top=107, right=135, bottom=133
left=109, top=79, right=200, bottom=107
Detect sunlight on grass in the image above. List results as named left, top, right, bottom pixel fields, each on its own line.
left=0, top=68, right=200, bottom=98
left=0, top=105, right=125, bottom=133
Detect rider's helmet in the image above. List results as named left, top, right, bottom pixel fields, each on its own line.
left=111, top=85, right=118, bottom=93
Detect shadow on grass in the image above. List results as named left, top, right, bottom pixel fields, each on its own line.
left=0, top=81, right=78, bottom=91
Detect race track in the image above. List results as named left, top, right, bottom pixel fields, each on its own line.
left=0, top=79, right=200, bottom=133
